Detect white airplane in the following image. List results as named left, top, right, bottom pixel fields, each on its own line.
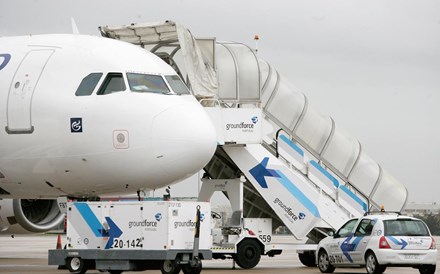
left=0, top=34, right=217, bottom=232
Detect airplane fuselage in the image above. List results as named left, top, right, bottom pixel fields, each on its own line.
left=0, top=34, right=217, bottom=199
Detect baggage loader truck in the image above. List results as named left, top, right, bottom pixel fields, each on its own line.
left=49, top=201, right=211, bottom=274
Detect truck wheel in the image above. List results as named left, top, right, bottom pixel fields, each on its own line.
left=108, top=271, right=123, bottom=274
left=298, top=251, right=316, bottom=267
left=235, top=239, right=261, bottom=269
left=182, top=260, right=202, bottom=274
left=67, top=257, right=87, bottom=274
left=160, top=260, right=181, bottom=274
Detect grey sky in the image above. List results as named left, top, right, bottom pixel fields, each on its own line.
left=1, top=0, right=439, bottom=203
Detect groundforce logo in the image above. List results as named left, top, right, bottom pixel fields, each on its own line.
left=273, top=198, right=305, bottom=222
left=174, top=220, right=196, bottom=229
left=225, top=116, right=258, bottom=131
left=226, top=122, right=254, bottom=131
left=174, top=214, right=205, bottom=229
left=128, top=219, right=158, bottom=229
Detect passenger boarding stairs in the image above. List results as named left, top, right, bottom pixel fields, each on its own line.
left=99, top=21, right=408, bottom=242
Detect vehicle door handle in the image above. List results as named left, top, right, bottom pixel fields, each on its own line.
left=362, top=241, right=367, bottom=243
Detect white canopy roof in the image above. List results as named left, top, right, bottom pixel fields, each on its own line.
left=100, top=21, right=217, bottom=98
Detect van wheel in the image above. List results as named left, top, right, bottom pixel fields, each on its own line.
left=235, top=239, right=261, bottom=269
left=419, top=264, right=436, bottom=274
left=67, top=257, right=87, bottom=274
left=365, top=252, right=386, bottom=274
left=160, top=260, right=181, bottom=274
left=317, top=250, right=335, bottom=273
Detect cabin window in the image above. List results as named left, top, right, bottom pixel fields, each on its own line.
left=98, top=73, right=126, bottom=95
left=165, top=75, right=191, bottom=95
left=75, top=73, right=103, bottom=96
left=127, top=73, right=170, bottom=94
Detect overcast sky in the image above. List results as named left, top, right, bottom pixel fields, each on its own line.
left=1, top=0, right=439, bottom=204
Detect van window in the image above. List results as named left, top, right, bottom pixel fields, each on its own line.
left=98, top=73, right=126, bottom=95
left=354, top=219, right=375, bottom=236
left=384, top=219, right=430, bottom=236
left=335, top=219, right=358, bottom=238
left=75, top=73, right=103, bottom=96
left=127, top=73, right=170, bottom=94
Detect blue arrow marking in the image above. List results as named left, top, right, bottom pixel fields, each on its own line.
left=249, top=157, right=280, bottom=188
left=74, top=203, right=123, bottom=249
left=387, top=236, right=408, bottom=249
left=340, top=234, right=354, bottom=262
left=340, top=234, right=363, bottom=263
left=105, top=217, right=123, bottom=249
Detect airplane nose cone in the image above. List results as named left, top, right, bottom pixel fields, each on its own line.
left=152, top=103, right=217, bottom=182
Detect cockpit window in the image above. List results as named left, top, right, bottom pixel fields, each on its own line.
left=165, top=75, right=191, bottom=95
left=75, top=73, right=103, bottom=96
left=97, top=73, right=126, bottom=95
left=127, top=73, right=170, bottom=94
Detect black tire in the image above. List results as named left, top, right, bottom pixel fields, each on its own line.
left=235, top=239, right=261, bottom=269
left=66, top=257, right=88, bottom=274
left=108, top=271, right=123, bottom=274
left=298, top=251, right=316, bottom=267
left=160, top=260, right=181, bottom=274
left=182, top=260, right=202, bottom=274
left=365, top=252, right=386, bottom=274
left=317, top=250, right=335, bottom=273
left=419, top=264, right=436, bottom=274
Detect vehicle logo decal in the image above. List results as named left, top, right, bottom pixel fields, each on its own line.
left=250, top=157, right=320, bottom=218
left=70, top=117, right=83, bottom=133
left=387, top=236, right=408, bottom=249
left=155, top=213, right=162, bottom=221
left=0, top=54, right=11, bottom=71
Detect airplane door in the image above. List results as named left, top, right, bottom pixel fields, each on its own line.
left=6, top=49, right=54, bottom=134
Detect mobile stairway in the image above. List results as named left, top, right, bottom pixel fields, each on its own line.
left=100, top=21, right=408, bottom=267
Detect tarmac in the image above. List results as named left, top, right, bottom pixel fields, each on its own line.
left=0, top=234, right=437, bottom=274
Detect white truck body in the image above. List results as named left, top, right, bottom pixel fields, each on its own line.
left=67, top=201, right=211, bottom=251
left=49, top=201, right=211, bottom=273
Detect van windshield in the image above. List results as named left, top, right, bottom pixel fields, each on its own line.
left=127, top=73, right=170, bottom=94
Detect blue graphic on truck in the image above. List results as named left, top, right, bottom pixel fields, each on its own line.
left=74, top=203, right=123, bottom=249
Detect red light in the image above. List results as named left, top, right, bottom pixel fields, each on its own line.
left=248, top=230, right=256, bottom=236
left=430, top=237, right=436, bottom=250
left=379, top=236, right=391, bottom=249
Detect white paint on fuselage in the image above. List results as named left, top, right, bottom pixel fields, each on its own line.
left=0, top=34, right=217, bottom=199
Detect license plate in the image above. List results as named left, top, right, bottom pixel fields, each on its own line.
left=404, top=254, right=420, bottom=260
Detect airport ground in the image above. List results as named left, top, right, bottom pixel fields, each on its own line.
left=0, top=235, right=438, bottom=274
